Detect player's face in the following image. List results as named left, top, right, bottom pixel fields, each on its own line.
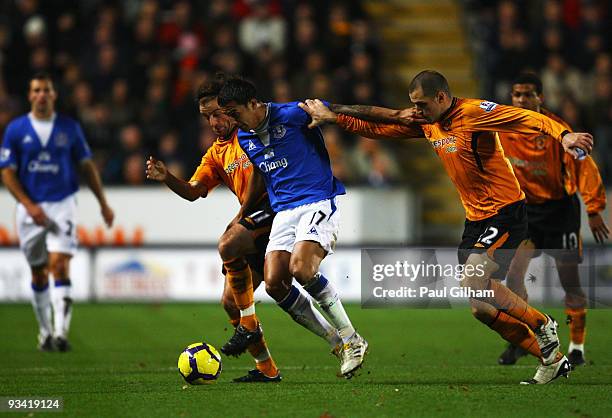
left=199, top=97, right=236, bottom=140
left=28, top=79, right=57, bottom=115
left=221, top=99, right=259, bottom=131
left=511, top=84, right=542, bottom=112
left=409, top=87, right=446, bottom=123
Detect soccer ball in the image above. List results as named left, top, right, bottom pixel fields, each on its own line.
left=177, top=342, right=222, bottom=385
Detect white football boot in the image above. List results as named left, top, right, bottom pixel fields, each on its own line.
left=340, top=333, right=368, bottom=378
left=534, top=315, right=560, bottom=365
left=520, top=355, right=571, bottom=384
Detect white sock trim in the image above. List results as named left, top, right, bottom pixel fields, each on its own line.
left=240, top=304, right=256, bottom=317
left=568, top=342, right=584, bottom=353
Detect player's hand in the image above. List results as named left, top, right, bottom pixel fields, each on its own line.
left=588, top=212, right=609, bottom=244
left=25, top=203, right=49, bottom=226
left=562, top=132, right=594, bottom=158
left=101, top=203, right=115, bottom=228
left=227, top=213, right=242, bottom=229
left=146, top=156, right=167, bottom=181
left=298, top=99, right=338, bottom=129
left=396, top=107, right=428, bottom=125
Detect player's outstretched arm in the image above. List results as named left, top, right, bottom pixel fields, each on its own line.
left=469, top=104, right=594, bottom=159
left=299, top=99, right=425, bottom=140
left=298, top=99, right=427, bottom=129
left=0, top=167, right=49, bottom=226
left=329, top=103, right=428, bottom=125
left=80, top=159, right=114, bottom=227
left=145, top=156, right=207, bottom=202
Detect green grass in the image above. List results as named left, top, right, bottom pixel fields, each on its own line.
left=1, top=303, right=611, bottom=418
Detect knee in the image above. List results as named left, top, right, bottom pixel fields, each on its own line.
left=470, top=304, right=488, bottom=323
left=31, top=267, right=48, bottom=286
left=470, top=301, right=496, bottom=324
left=462, top=276, right=489, bottom=292
left=289, top=257, right=316, bottom=283
left=218, top=235, right=239, bottom=261
left=461, top=253, right=494, bottom=291
left=48, top=259, right=68, bottom=280
left=265, top=277, right=290, bottom=302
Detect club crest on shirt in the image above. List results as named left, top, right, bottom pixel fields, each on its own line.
left=271, top=125, right=286, bottom=139
left=264, top=148, right=275, bottom=159
left=535, top=135, right=546, bottom=150
left=22, top=135, right=33, bottom=144
left=55, top=132, right=69, bottom=147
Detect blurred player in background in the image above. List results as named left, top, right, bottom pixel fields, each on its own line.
left=218, top=76, right=368, bottom=378
left=497, top=72, right=608, bottom=367
left=146, top=74, right=342, bottom=382
left=299, top=69, right=594, bottom=384
left=0, top=72, right=114, bottom=352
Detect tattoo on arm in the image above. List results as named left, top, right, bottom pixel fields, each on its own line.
left=329, top=104, right=399, bottom=123
left=330, top=104, right=373, bottom=117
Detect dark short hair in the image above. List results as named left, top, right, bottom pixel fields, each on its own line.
left=408, top=70, right=451, bottom=98
left=217, top=76, right=257, bottom=106
left=511, top=72, right=543, bottom=94
left=196, top=72, right=226, bottom=103
left=30, top=71, right=54, bottom=87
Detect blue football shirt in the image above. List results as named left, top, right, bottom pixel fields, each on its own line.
left=237, top=102, right=345, bottom=212
left=0, top=113, right=93, bottom=202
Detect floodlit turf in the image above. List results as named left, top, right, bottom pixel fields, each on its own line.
left=1, top=303, right=611, bottom=418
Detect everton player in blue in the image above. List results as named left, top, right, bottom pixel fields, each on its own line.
left=0, top=73, right=114, bottom=352
left=218, top=76, right=368, bottom=378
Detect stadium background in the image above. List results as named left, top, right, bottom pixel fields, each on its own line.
left=1, top=2, right=612, bottom=417
left=0, top=0, right=610, bottom=304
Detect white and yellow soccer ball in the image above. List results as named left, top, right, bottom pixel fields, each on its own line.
left=178, top=342, right=222, bottom=385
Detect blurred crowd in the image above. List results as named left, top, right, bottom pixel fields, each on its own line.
left=0, top=0, right=401, bottom=187
left=464, top=0, right=612, bottom=183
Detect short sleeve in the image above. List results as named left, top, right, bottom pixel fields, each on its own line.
left=71, top=121, right=93, bottom=162
left=0, top=122, right=19, bottom=169
left=189, top=150, right=222, bottom=192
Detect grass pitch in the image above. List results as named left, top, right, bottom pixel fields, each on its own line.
left=1, top=303, right=611, bottom=417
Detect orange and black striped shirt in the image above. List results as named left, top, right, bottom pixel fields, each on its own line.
left=498, top=108, right=606, bottom=214
left=337, top=98, right=573, bottom=221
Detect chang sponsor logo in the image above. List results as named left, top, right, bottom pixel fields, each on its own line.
left=28, top=161, right=60, bottom=174
left=259, top=158, right=288, bottom=173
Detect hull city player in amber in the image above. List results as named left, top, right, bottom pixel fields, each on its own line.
left=496, top=72, right=608, bottom=367
left=298, top=70, right=595, bottom=385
